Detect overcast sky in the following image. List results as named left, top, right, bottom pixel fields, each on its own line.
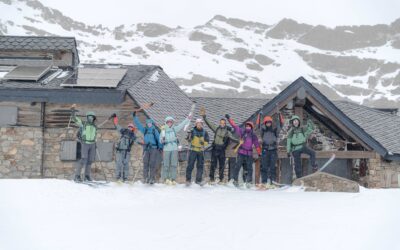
left=39, top=0, right=399, bottom=28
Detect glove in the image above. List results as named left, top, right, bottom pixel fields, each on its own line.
left=199, top=107, right=206, bottom=117
left=188, top=114, right=193, bottom=120
left=225, top=114, right=230, bottom=120
left=132, top=111, right=136, bottom=117
left=200, top=141, right=204, bottom=146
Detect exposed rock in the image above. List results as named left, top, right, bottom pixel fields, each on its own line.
left=297, top=51, right=381, bottom=76
left=292, top=172, right=360, bottom=192
left=246, top=62, right=263, bottom=71
left=202, top=42, right=223, bottom=54
left=223, top=48, right=253, bottom=62
left=145, top=42, right=175, bottom=53
left=254, top=54, right=274, bottom=65
left=94, top=44, right=115, bottom=52
left=22, top=25, right=55, bottom=36
left=298, top=24, right=391, bottom=51
left=207, top=15, right=270, bottom=32
left=266, top=18, right=313, bottom=39
left=189, top=31, right=216, bottom=42
left=136, top=23, right=172, bottom=37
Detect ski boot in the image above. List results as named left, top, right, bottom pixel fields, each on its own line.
left=185, top=181, right=191, bottom=187
left=74, top=175, right=82, bottom=183
left=84, top=175, right=92, bottom=182
left=165, top=179, right=171, bottom=185
left=171, top=180, right=177, bottom=186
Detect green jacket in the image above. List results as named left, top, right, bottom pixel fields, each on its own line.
left=160, top=118, right=190, bottom=151
left=203, top=116, right=235, bottom=148
left=73, top=115, right=97, bottom=144
left=286, top=116, right=314, bottom=153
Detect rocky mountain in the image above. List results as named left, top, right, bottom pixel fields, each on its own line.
left=1, top=0, right=400, bottom=107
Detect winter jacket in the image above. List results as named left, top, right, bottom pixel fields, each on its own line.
left=261, top=115, right=283, bottom=150
left=286, top=115, right=314, bottom=153
left=228, top=118, right=261, bottom=156
left=73, top=114, right=97, bottom=144
left=133, top=116, right=162, bottom=150
left=188, top=127, right=209, bottom=152
left=115, top=125, right=136, bottom=151
left=203, top=116, right=235, bottom=149
left=160, top=118, right=190, bottom=151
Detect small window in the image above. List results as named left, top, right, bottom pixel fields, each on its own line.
left=60, top=140, right=78, bottom=161
left=0, top=106, right=18, bottom=126
left=95, top=142, right=114, bottom=162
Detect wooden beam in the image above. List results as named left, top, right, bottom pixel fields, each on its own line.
left=306, top=94, right=372, bottom=151
left=278, top=151, right=378, bottom=159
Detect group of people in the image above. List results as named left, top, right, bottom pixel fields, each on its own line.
left=71, top=106, right=318, bottom=188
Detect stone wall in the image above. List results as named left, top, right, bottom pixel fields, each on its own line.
left=365, top=157, right=400, bottom=188
left=0, top=127, right=42, bottom=178
left=293, top=172, right=360, bottom=192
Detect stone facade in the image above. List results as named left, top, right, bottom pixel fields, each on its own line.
left=0, top=127, right=42, bottom=178
left=293, top=172, right=360, bottom=192
left=363, top=157, right=400, bottom=188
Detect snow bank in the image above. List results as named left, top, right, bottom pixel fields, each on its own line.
left=0, top=179, right=398, bottom=250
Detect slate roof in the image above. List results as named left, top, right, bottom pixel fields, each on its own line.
left=333, top=101, right=400, bottom=156
left=0, top=36, right=77, bottom=51
left=127, top=68, right=194, bottom=131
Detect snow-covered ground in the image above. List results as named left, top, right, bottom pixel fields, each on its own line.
left=0, top=179, right=399, bottom=250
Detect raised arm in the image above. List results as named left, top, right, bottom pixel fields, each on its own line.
left=225, top=114, right=242, bottom=137
left=132, top=112, right=145, bottom=134
left=71, top=111, right=83, bottom=127
left=304, top=119, right=315, bottom=138
left=203, top=115, right=218, bottom=132
left=174, top=118, right=190, bottom=133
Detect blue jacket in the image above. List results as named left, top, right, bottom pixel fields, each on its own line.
left=133, top=116, right=162, bottom=150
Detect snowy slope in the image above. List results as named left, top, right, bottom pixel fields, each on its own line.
left=0, top=179, right=399, bottom=250
left=1, top=0, right=400, bottom=106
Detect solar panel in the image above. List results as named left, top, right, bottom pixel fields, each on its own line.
left=3, top=65, right=51, bottom=81
left=61, top=68, right=127, bottom=88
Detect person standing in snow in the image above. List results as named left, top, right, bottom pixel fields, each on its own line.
left=226, top=114, right=261, bottom=188
left=111, top=113, right=137, bottom=182
left=71, top=106, right=97, bottom=182
left=186, top=118, right=209, bottom=186
left=200, top=107, right=236, bottom=184
left=133, top=112, right=162, bottom=184
left=260, top=114, right=284, bottom=186
left=160, top=114, right=191, bottom=185
left=286, top=115, right=317, bottom=179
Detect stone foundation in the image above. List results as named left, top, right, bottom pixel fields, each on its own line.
left=365, top=157, right=400, bottom=188
left=0, top=127, right=42, bottom=178
left=293, top=172, right=360, bottom=192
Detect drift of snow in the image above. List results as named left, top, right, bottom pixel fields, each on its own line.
left=0, top=179, right=399, bottom=250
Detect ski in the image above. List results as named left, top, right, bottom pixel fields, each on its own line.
left=318, top=153, right=336, bottom=172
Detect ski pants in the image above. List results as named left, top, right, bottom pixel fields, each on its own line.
left=228, top=157, right=237, bottom=181
left=143, top=148, right=160, bottom=183
left=261, top=149, right=278, bottom=183
left=186, top=150, right=204, bottom=183
left=209, top=147, right=226, bottom=181
left=292, top=145, right=316, bottom=178
left=75, top=142, right=96, bottom=177
left=162, top=150, right=179, bottom=181
left=234, top=154, right=253, bottom=183
left=116, top=149, right=131, bottom=180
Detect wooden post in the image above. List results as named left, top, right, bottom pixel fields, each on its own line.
left=255, top=159, right=261, bottom=184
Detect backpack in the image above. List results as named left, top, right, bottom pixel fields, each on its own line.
left=116, top=129, right=136, bottom=152
left=144, top=127, right=161, bottom=149
left=213, top=127, right=230, bottom=149
left=77, top=122, right=97, bottom=143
